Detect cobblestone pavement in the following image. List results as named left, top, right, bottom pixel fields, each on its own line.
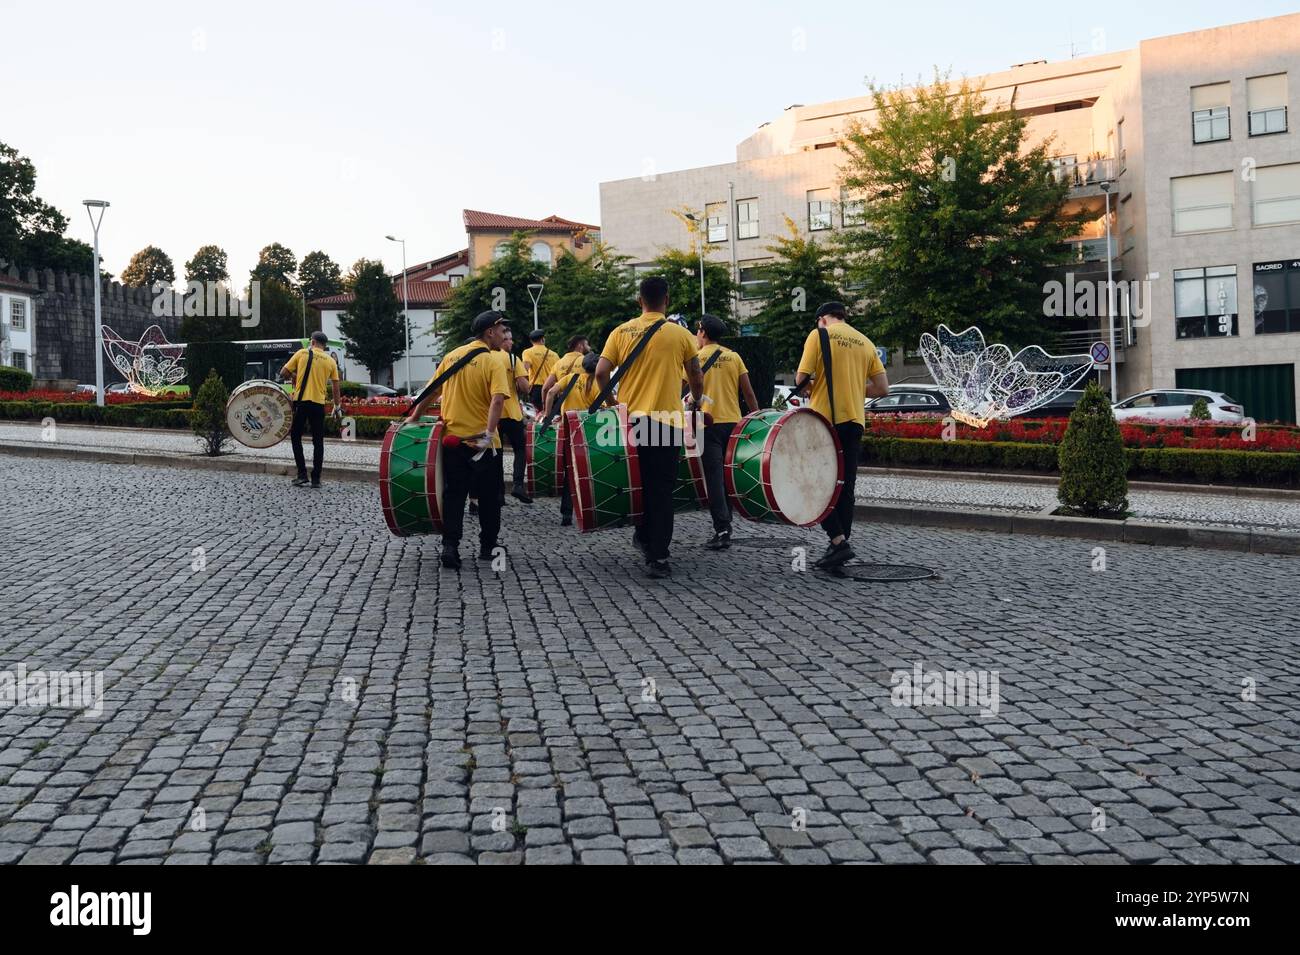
left=1, top=455, right=1298, bottom=865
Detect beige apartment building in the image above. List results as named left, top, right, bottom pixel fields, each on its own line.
left=599, top=13, right=1300, bottom=422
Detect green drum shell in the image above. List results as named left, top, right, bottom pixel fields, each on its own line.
left=379, top=417, right=444, bottom=536
left=525, top=417, right=566, bottom=498
left=565, top=406, right=642, bottom=533
left=672, top=444, right=708, bottom=513
left=724, top=408, right=843, bottom=526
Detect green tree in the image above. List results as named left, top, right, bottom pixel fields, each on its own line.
left=250, top=242, right=297, bottom=287
left=439, top=232, right=549, bottom=346
left=298, top=250, right=343, bottom=300
left=539, top=243, right=637, bottom=347
left=190, top=369, right=231, bottom=456
left=645, top=245, right=736, bottom=329
left=15, top=231, right=95, bottom=274
left=185, top=245, right=229, bottom=284
left=1057, top=381, right=1128, bottom=517
left=338, top=260, right=404, bottom=382
left=242, top=278, right=307, bottom=340
left=121, top=245, right=176, bottom=288
left=838, top=73, right=1085, bottom=351
left=751, top=217, right=855, bottom=371
left=0, top=141, right=66, bottom=267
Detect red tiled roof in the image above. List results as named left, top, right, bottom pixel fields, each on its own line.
left=401, top=249, right=468, bottom=284
left=310, top=280, right=453, bottom=310
left=463, top=209, right=600, bottom=233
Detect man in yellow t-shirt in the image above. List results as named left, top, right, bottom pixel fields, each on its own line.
left=279, top=330, right=342, bottom=488
left=595, top=276, right=702, bottom=578
left=793, top=302, right=889, bottom=570
left=540, top=335, right=589, bottom=404
left=542, top=351, right=605, bottom=526
left=490, top=326, right=533, bottom=505
left=696, top=314, right=760, bottom=549
left=523, top=330, right=559, bottom=407
left=406, top=310, right=512, bottom=569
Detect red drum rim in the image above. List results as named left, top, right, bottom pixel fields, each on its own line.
left=566, top=409, right=596, bottom=532
left=524, top=418, right=537, bottom=499
left=684, top=445, right=708, bottom=508
left=425, top=419, right=445, bottom=534
left=726, top=407, right=844, bottom=526
left=378, top=421, right=405, bottom=537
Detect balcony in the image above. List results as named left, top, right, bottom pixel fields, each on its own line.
left=1058, top=236, right=1119, bottom=276
left=1050, top=157, right=1118, bottom=192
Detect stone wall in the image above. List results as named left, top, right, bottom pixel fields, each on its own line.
left=6, top=266, right=183, bottom=385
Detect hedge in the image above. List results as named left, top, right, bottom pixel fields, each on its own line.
left=185, top=341, right=245, bottom=394
left=861, top=436, right=1300, bottom=487
left=0, top=366, right=33, bottom=392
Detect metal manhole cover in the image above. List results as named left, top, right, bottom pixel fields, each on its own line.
left=826, top=561, right=938, bottom=582
left=727, top=537, right=806, bottom=549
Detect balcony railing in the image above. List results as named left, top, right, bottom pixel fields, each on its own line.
left=1049, top=157, right=1117, bottom=189
left=1063, top=237, right=1114, bottom=264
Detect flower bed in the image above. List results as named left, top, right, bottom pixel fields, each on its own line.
left=0, top=389, right=188, bottom=404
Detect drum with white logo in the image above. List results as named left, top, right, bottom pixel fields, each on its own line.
left=226, top=379, right=294, bottom=449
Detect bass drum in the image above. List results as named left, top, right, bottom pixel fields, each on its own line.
left=565, top=405, right=642, bottom=533
left=671, top=443, right=708, bottom=513
left=226, top=379, right=293, bottom=449
left=724, top=408, right=843, bottom=526
left=379, top=417, right=445, bottom=536
left=524, top=416, right=566, bottom=498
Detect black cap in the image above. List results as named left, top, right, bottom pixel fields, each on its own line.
left=815, top=301, right=847, bottom=319
left=528, top=329, right=545, bottom=342
left=472, top=310, right=509, bottom=335
left=310, top=330, right=329, bottom=344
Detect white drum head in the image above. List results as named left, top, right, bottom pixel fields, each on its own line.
left=768, top=411, right=840, bottom=526
left=226, top=379, right=294, bottom=448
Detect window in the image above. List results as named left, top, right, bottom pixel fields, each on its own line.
left=1248, top=74, right=1288, bottom=135
left=529, top=241, right=552, bottom=265
left=1174, top=266, right=1237, bottom=339
left=738, top=260, right=770, bottom=299
left=448, top=274, right=463, bottom=287
left=492, top=241, right=511, bottom=260
left=1191, top=83, right=1230, bottom=143
left=807, top=188, right=833, bottom=231
left=11, top=351, right=26, bottom=371
left=841, top=190, right=865, bottom=226
left=9, top=299, right=26, bottom=330
left=705, top=202, right=727, bottom=243
left=1116, top=118, right=1125, bottom=162
left=1252, top=163, right=1300, bottom=226
left=736, top=199, right=759, bottom=239
left=1171, top=171, right=1233, bottom=233
left=1254, top=259, right=1300, bottom=335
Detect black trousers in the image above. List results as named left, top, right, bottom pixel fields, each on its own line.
left=290, top=401, right=325, bottom=482
left=498, top=416, right=527, bottom=494
left=441, top=445, right=502, bottom=551
left=632, top=419, right=683, bottom=563
left=821, top=422, right=864, bottom=541
left=702, top=421, right=734, bottom=532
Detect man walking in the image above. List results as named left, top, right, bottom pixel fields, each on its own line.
left=493, top=326, right=533, bottom=504
left=540, top=335, right=589, bottom=400
left=523, top=329, right=559, bottom=408
left=792, top=302, right=888, bottom=569
left=695, top=314, right=760, bottom=550
left=279, top=330, right=342, bottom=488
left=595, top=276, right=702, bottom=579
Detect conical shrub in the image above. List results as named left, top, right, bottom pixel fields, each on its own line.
left=190, top=369, right=231, bottom=457
left=1057, top=381, right=1128, bottom=517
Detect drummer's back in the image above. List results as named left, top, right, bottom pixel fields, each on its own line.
left=602, top=312, right=694, bottom=418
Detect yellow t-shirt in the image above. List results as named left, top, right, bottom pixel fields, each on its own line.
left=492, top=350, right=525, bottom=421
left=523, top=345, right=559, bottom=387
left=428, top=341, right=511, bottom=447
left=698, top=344, right=749, bottom=424
left=282, top=347, right=340, bottom=405
left=552, top=350, right=584, bottom=382
left=599, top=313, right=698, bottom=421
left=797, top=322, right=884, bottom=428
left=556, top=371, right=601, bottom=414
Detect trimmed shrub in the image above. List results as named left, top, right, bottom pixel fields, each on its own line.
left=185, top=341, right=245, bottom=394
left=1058, top=382, right=1128, bottom=516
left=340, top=381, right=368, bottom=399
left=190, top=370, right=231, bottom=456
left=724, top=336, right=776, bottom=411
left=1189, top=397, right=1211, bottom=420
left=0, top=366, right=33, bottom=392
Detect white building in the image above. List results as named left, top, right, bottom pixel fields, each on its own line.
left=0, top=274, right=39, bottom=377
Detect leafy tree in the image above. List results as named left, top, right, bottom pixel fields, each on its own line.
left=539, top=243, right=637, bottom=348
left=751, top=217, right=856, bottom=371
left=190, top=369, right=231, bottom=456
left=338, top=260, right=404, bottom=382
left=185, top=245, right=229, bottom=283
left=1057, top=381, right=1128, bottom=517
left=344, top=257, right=382, bottom=291
left=299, top=250, right=343, bottom=300
left=15, top=230, right=95, bottom=275
left=837, top=73, right=1086, bottom=350
left=0, top=141, right=66, bottom=268
left=645, top=243, right=736, bottom=329
left=121, top=245, right=176, bottom=288
left=250, top=242, right=297, bottom=287
left=439, top=232, right=549, bottom=346
left=242, top=278, right=307, bottom=340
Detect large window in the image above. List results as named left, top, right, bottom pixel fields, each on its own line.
left=738, top=260, right=770, bottom=299
left=841, top=190, right=866, bottom=226
left=1252, top=163, right=1300, bottom=227
left=1248, top=74, right=1288, bottom=136
left=1171, top=171, right=1234, bottom=234
left=492, top=241, right=510, bottom=261
left=807, top=188, right=833, bottom=231
left=705, top=201, right=727, bottom=243
left=530, top=241, right=552, bottom=265
left=9, top=299, right=25, bottom=331
left=1191, top=83, right=1231, bottom=143
left=1174, top=266, right=1238, bottom=339
left=736, top=199, right=759, bottom=240
left=1254, top=259, right=1300, bottom=335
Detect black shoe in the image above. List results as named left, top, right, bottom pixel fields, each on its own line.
left=632, top=532, right=647, bottom=556
left=511, top=489, right=534, bottom=504
left=440, top=546, right=461, bottom=570
left=310, top=480, right=321, bottom=488
left=292, top=476, right=309, bottom=487
left=468, top=500, right=478, bottom=516
left=561, top=514, right=573, bottom=527
left=646, top=560, right=672, bottom=579
left=816, top=541, right=855, bottom=569
left=478, top=544, right=499, bottom=561
left=705, top=529, right=731, bottom=551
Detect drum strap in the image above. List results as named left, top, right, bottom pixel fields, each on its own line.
left=541, top=374, right=582, bottom=430
left=295, top=347, right=315, bottom=405
left=701, top=347, right=725, bottom=376
left=405, top=346, right=491, bottom=413
left=818, top=327, right=838, bottom=426
left=587, top=319, right=666, bottom=415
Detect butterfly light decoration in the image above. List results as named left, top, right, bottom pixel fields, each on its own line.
left=102, top=325, right=187, bottom=394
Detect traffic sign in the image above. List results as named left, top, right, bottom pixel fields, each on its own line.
left=1090, top=341, right=1110, bottom=364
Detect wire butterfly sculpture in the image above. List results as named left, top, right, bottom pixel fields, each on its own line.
left=102, top=325, right=187, bottom=394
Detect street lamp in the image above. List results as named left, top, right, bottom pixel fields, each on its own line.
left=1100, top=181, right=1117, bottom=403
left=385, top=235, right=411, bottom=393
left=683, top=211, right=707, bottom=316
left=83, top=200, right=110, bottom=407
left=527, top=283, right=544, bottom=332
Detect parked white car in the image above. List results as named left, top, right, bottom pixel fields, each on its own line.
left=1112, top=389, right=1245, bottom=423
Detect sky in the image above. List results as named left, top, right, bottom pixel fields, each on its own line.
left=3, top=0, right=1295, bottom=284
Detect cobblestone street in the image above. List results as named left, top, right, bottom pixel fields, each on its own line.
left=1, top=455, right=1298, bottom=865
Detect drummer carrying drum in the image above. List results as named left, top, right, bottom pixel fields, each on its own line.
left=695, top=314, right=760, bottom=550
left=279, top=330, right=343, bottom=488
left=792, top=302, right=889, bottom=570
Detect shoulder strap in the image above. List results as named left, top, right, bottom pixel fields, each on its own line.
left=406, top=345, right=491, bottom=414
left=701, top=346, right=725, bottom=376
left=295, top=347, right=315, bottom=403
left=541, top=374, right=582, bottom=429
left=528, top=349, right=554, bottom=386
left=586, top=319, right=666, bottom=414
left=818, top=327, right=837, bottom=426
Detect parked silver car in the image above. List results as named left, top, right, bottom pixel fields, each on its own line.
left=1111, top=389, right=1245, bottom=423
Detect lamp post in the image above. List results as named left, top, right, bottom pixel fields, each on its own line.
left=83, top=200, right=110, bottom=407
left=1100, top=181, right=1117, bottom=403
left=683, top=211, right=707, bottom=316
left=527, top=283, right=544, bottom=332
left=385, top=235, right=410, bottom=392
